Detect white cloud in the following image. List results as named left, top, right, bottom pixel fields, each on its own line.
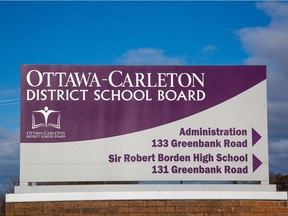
left=193, top=45, right=219, bottom=64
left=269, top=154, right=288, bottom=174
left=238, top=2, right=288, bottom=174
left=256, top=1, right=288, bottom=22
left=0, top=87, right=20, bottom=97
left=239, top=2, right=288, bottom=71
left=115, top=48, right=186, bottom=65
left=201, top=45, right=218, bottom=54
left=269, top=139, right=288, bottom=155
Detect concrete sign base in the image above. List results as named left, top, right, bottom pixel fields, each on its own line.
left=7, top=184, right=287, bottom=202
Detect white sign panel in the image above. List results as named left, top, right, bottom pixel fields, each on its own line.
left=20, top=65, right=268, bottom=184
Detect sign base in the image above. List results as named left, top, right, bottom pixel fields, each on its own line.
left=7, top=184, right=287, bottom=202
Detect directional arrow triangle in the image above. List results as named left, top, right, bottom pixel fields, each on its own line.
left=252, top=154, right=262, bottom=172
left=252, top=128, right=262, bottom=146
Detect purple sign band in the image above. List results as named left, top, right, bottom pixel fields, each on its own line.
left=21, top=65, right=266, bottom=143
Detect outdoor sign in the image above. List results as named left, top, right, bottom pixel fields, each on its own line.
left=20, top=65, right=268, bottom=185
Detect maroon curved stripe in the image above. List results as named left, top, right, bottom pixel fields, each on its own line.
left=21, top=65, right=266, bottom=143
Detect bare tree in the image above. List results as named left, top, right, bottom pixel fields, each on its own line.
left=0, top=176, right=19, bottom=216
left=270, top=172, right=288, bottom=191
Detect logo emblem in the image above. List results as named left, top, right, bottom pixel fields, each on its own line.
left=32, top=106, right=61, bottom=129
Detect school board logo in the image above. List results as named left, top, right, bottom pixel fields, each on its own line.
left=32, top=106, right=61, bottom=129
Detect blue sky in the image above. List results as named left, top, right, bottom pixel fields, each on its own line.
left=0, top=1, right=288, bottom=189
